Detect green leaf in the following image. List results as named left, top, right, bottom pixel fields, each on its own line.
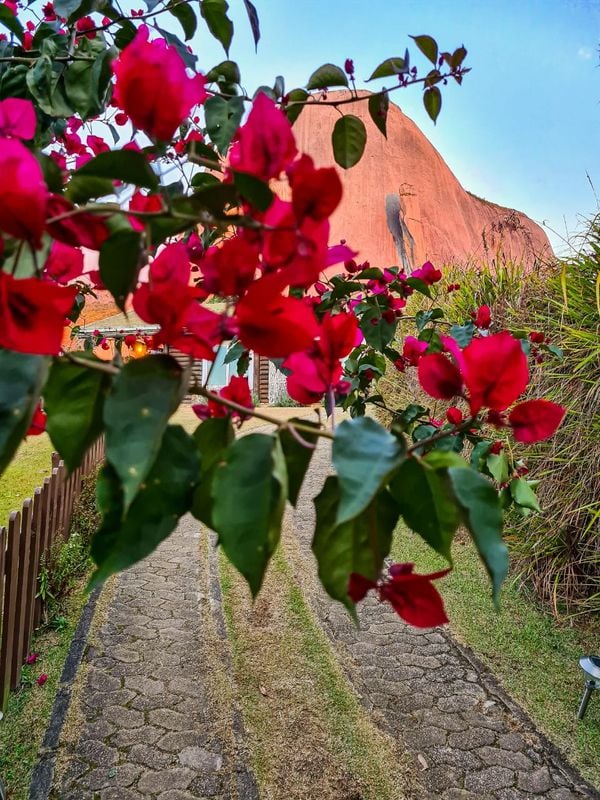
left=368, top=54, right=408, bottom=81
left=37, top=153, right=64, bottom=193
left=90, top=425, right=199, bottom=585
left=104, top=355, right=184, bottom=512
left=44, top=356, right=110, bottom=472
left=449, top=322, right=475, bottom=348
left=486, top=452, right=509, bottom=483
left=233, top=171, right=274, bottom=212
left=406, top=276, right=431, bottom=298
left=64, top=38, right=113, bottom=120
left=510, top=478, right=541, bottom=512
left=204, top=94, right=244, bottom=154
left=212, top=433, right=287, bottom=596
left=0, top=350, right=48, bottom=477
left=26, top=55, right=74, bottom=117
left=312, top=477, right=398, bottom=613
left=415, top=308, right=444, bottom=332
left=368, top=91, right=389, bottom=137
left=0, top=4, right=24, bottom=41
left=157, top=26, right=197, bottom=68
left=390, top=455, right=460, bottom=561
left=205, top=59, right=240, bottom=84
left=332, top=114, right=367, bottom=169
left=306, top=63, right=348, bottom=90
left=333, top=417, right=405, bottom=525
left=278, top=419, right=319, bottom=506
left=242, top=0, right=260, bottom=50
left=114, top=20, right=137, bottom=49
left=411, top=34, right=439, bottom=65
left=76, top=149, right=159, bottom=190
left=168, top=0, right=197, bottom=40
left=359, top=306, right=397, bottom=351
left=54, top=0, right=85, bottom=18
left=285, top=88, right=308, bottom=124
left=447, top=467, right=507, bottom=603
left=99, top=230, right=142, bottom=312
left=470, top=439, right=492, bottom=470
left=423, top=86, right=442, bottom=123
left=191, top=416, right=234, bottom=527
left=191, top=172, right=221, bottom=191
left=200, top=0, right=233, bottom=55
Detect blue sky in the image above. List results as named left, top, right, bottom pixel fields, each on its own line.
left=194, top=0, right=600, bottom=255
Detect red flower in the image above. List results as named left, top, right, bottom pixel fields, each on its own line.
left=229, top=92, right=297, bottom=181
left=44, top=241, right=84, bottom=284
left=124, top=334, right=137, bottom=347
left=27, top=404, right=46, bottom=436
left=0, top=272, right=76, bottom=355
left=128, top=190, right=163, bottom=232
left=462, top=332, right=528, bottom=414
left=0, top=138, right=48, bottom=248
left=86, top=134, right=109, bottom=155
left=284, top=311, right=358, bottom=404
left=418, top=353, right=463, bottom=400
left=199, top=235, right=259, bottom=297
left=348, top=562, right=450, bottom=628
left=471, top=304, right=492, bottom=329
left=344, top=58, right=355, bottom=76
left=529, top=331, right=546, bottom=344
left=26, top=652, right=39, bottom=665
left=45, top=195, right=109, bottom=251
left=0, top=98, right=36, bottom=139
left=112, top=26, right=207, bottom=142
left=489, top=440, right=503, bottom=454
left=193, top=375, right=254, bottom=421
left=133, top=243, right=223, bottom=360
left=402, top=336, right=428, bottom=366
left=288, top=154, right=343, bottom=222
left=508, top=399, right=566, bottom=443
left=412, top=261, right=442, bottom=286
left=36, top=673, right=48, bottom=686
left=235, top=273, right=319, bottom=358
left=446, top=406, right=463, bottom=425
left=75, top=15, right=96, bottom=38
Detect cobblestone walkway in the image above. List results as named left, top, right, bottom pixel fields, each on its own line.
left=292, top=441, right=600, bottom=800
left=50, top=515, right=256, bottom=800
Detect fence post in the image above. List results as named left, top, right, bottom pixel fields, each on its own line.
left=0, top=512, right=21, bottom=711
left=11, top=500, right=33, bottom=690
left=22, top=489, right=43, bottom=669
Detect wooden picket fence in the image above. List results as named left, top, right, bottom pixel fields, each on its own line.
left=0, top=439, right=104, bottom=711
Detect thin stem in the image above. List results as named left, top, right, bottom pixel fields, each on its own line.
left=406, top=416, right=476, bottom=454
left=63, top=351, right=120, bottom=375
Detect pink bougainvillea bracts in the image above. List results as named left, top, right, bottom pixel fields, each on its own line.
left=0, top=138, right=48, bottom=247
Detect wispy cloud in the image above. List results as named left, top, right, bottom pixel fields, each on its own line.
left=577, top=46, right=593, bottom=60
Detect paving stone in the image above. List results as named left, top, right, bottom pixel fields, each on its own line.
left=110, top=725, right=163, bottom=748
left=157, top=731, right=212, bottom=753
left=129, top=743, right=174, bottom=769
left=178, top=746, right=223, bottom=771
left=149, top=708, right=192, bottom=731
left=476, top=745, right=533, bottom=771
left=447, top=727, right=496, bottom=750
left=103, top=705, right=144, bottom=729
left=77, top=739, right=119, bottom=767
left=124, top=676, right=165, bottom=695
left=516, top=766, right=553, bottom=794
left=497, top=732, right=526, bottom=752
left=464, top=766, right=515, bottom=793
left=137, top=767, right=195, bottom=793
left=86, top=668, right=122, bottom=693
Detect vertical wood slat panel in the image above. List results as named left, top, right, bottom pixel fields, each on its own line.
left=33, top=479, right=51, bottom=629
left=0, top=526, right=5, bottom=626
left=22, top=489, right=43, bottom=668
left=12, top=499, right=33, bottom=689
left=0, top=512, right=21, bottom=710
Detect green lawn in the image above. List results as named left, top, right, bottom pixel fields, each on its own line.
left=392, top=527, right=600, bottom=788
left=0, top=435, right=55, bottom=527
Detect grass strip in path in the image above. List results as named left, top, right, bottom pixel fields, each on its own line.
left=392, top=527, right=600, bottom=789
left=219, top=540, right=413, bottom=800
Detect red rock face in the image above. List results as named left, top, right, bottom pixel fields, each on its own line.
left=292, top=91, right=552, bottom=270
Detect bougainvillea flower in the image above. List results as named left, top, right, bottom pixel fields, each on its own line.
left=45, top=194, right=109, bottom=250
left=402, top=336, right=428, bottom=366
left=288, top=154, right=343, bottom=221
left=411, top=261, right=442, bottom=285
left=0, top=137, right=48, bottom=247
left=0, top=98, right=36, bottom=139
left=199, top=235, right=259, bottom=297
left=44, top=241, right=84, bottom=284
left=229, top=92, right=297, bottom=181
left=284, top=312, right=359, bottom=404
left=462, top=331, right=528, bottom=414
left=128, top=190, right=163, bottom=232
left=193, top=375, right=254, bottom=421
left=0, top=271, right=76, bottom=354
left=446, top=406, right=464, bottom=425
left=133, top=243, right=222, bottom=360
left=471, top=304, right=492, bottom=329
left=235, top=273, right=319, bottom=358
left=27, top=404, right=47, bottom=436
left=508, top=399, right=566, bottom=443
left=26, top=652, right=39, bottom=665
left=418, top=353, right=463, bottom=400
left=348, top=562, right=450, bottom=628
left=112, top=26, right=207, bottom=142
left=36, top=674, right=48, bottom=686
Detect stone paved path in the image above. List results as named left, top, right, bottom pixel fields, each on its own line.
left=51, top=515, right=256, bottom=800
left=292, top=440, right=600, bottom=800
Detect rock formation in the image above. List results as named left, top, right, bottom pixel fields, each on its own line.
left=292, top=91, right=552, bottom=270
